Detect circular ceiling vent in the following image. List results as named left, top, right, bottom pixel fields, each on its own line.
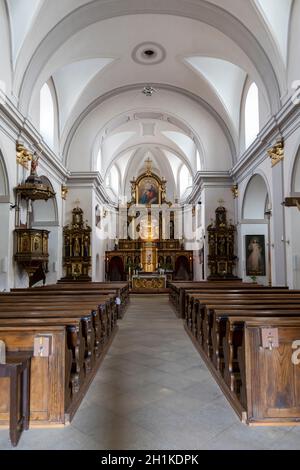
left=132, top=42, right=166, bottom=65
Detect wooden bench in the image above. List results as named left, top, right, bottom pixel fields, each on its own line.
left=0, top=350, right=32, bottom=447
left=0, top=285, right=120, bottom=429
left=182, top=284, right=300, bottom=425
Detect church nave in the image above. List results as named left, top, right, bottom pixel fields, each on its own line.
left=1, top=295, right=299, bottom=451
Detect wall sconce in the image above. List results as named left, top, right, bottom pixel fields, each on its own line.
left=61, top=185, right=68, bottom=200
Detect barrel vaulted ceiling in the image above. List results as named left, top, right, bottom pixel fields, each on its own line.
left=0, top=0, right=297, bottom=199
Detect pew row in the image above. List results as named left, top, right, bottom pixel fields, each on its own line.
left=0, top=285, right=122, bottom=428
left=10, top=281, right=130, bottom=318
left=182, top=285, right=300, bottom=425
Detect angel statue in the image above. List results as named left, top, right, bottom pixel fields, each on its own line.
left=267, top=139, right=284, bottom=167
left=30, top=153, right=40, bottom=176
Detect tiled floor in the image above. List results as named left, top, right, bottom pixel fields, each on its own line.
left=1, top=294, right=300, bottom=450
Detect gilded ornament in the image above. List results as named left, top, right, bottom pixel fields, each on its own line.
left=267, top=138, right=284, bottom=167
left=16, top=143, right=33, bottom=169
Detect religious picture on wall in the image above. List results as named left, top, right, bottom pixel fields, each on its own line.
left=245, top=235, right=266, bottom=276
left=138, top=177, right=159, bottom=204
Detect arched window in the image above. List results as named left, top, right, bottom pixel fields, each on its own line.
left=97, top=148, right=102, bottom=174
left=110, top=165, right=120, bottom=196
left=179, top=165, right=191, bottom=197
left=245, top=83, right=259, bottom=149
left=196, top=150, right=201, bottom=172
left=40, top=83, right=54, bottom=147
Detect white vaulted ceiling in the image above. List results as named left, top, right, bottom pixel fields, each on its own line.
left=0, top=0, right=297, bottom=200
left=53, top=58, right=114, bottom=132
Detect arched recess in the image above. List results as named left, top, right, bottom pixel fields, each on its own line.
left=0, top=149, right=10, bottom=198
left=31, top=176, right=58, bottom=226
left=108, top=256, right=124, bottom=281
left=175, top=256, right=191, bottom=280
left=241, top=173, right=270, bottom=284
left=239, top=76, right=269, bottom=155
left=39, top=78, right=60, bottom=152
left=288, top=146, right=300, bottom=288
left=0, top=0, right=12, bottom=96
left=291, top=147, right=300, bottom=194
left=242, top=174, right=269, bottom=220
left=0, top=149, right=10, bottom=290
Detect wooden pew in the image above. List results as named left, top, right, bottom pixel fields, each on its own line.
left=169, top=281, right=266, bottom=316
left=225, top=316, right=300, bottom=425
left=12, top=282, right=130, bottom=316
left=191, top=295, right=300, bottom=355
left=0, top=289, right=118, bottom=427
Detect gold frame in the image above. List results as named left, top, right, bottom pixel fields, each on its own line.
left=131, top=172, right=166, bottom=206
left=136, top=175, right=162, bottom=205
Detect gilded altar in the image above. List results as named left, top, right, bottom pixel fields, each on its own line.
left=132, top=275, right=167, bottom=290
left=105, top=158, right=193, bottom=282
left=207, top=205, right=237, bottom=280
left=62, top=206, right=92, bottom=281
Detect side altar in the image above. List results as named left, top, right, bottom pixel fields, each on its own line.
left=105, top=159, right=193, bottom=283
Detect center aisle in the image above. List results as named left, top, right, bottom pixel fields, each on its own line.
left=1, top=295, right=299, bottom=450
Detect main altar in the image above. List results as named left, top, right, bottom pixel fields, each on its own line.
left=105, top=159, right=193, bottom=286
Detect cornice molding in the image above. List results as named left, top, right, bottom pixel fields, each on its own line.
left=231, top=98, right=300, bottom=181
left=67, top=172, right=117, bottom=207
left=0, top=93, right=68, bottom=182
left=186, top=171, right=233, bottom=203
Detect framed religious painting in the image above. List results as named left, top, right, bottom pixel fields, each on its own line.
left=137, top=177, right=160, bottom=205
left=245, top=234, right=266, bottom=276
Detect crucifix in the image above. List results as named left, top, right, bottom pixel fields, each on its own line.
left=145, top=157, right=152, bottom=175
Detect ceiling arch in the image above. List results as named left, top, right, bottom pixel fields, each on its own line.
left=15, top=0, right=283, bottom=119
left=93, top=108, right=204, bottom=177
left=64, top=83, right=236, bottom=171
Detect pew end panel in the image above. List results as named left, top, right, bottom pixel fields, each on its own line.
left=0, top=326, right=66, bottom=427
left=245, top=321, right=300, bottom=426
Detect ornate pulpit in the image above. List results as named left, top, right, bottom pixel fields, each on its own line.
left=14, top=153, right=55, bottom=287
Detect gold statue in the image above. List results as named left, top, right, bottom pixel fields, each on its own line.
left=231, top=184, right=238, bottom=199
left=267, top=138, right=284, bottom=167
left=16, top=143, right=33, bottom=169
left=61, top=185, right=68, bottom=200
left=30, top=153, right=39, bottom=176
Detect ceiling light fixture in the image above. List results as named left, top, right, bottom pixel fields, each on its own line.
left=142, top=86, right=157, bottom=97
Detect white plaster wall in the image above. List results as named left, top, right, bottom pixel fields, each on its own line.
left=239, top=222, right=268, bottom=285
left=92, top=191, right=110, bottom=282
left=287, top=0, right=300, bottom=99
left=283, top=126, right=300, bottom=288
left=0, top=1, right=12, bottom=98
